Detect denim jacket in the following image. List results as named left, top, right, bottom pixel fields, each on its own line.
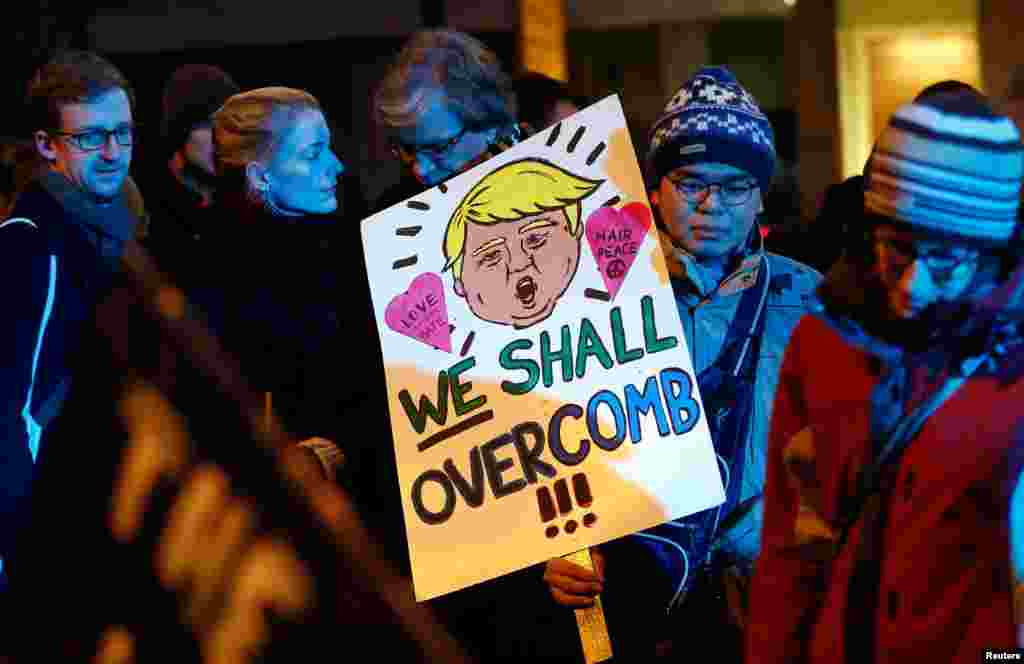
left=666, top=231, right=822, bottom=562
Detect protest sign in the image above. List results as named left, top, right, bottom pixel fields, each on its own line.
left=361, top=95, right=724, bottom=601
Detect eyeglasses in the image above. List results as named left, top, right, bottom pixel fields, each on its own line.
left=667, top=175, right=758, bottom=206
left=874, top=234, right=981, bottom=287
left=389, top=126, right=468, bottom=166
left=52, top=125, right=134, bottom=151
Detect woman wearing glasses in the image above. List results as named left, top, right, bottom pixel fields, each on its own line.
left=748, top=93, right=1024, bottom=663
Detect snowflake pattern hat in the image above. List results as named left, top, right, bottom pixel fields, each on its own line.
left=647, top=66, right=776, bottom=192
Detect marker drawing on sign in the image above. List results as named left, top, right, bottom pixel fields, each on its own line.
left=385, top=272, right=452, bottom=351
left=555, top=478, right=572, bottom=514
left=546, top=122, right=562, bottom=147
left=459, top=331, right=475, bottom=357
left=585, top=202, right=653, bottom=300
left=566, top=127, right=586, bottom=153
left=362, top=95, right=728, bottom=609
left=442, top=158, right=604, bottom=329
left=572, top=473, right=593, bottom=507
left=416, top=409, right=495, bottom=452
left=537, top=473, right=596, bottom=538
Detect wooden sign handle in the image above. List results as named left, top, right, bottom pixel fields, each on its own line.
left=563, top=548, right=613, bottom=663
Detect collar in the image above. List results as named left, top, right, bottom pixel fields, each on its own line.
left=166, top=163, right=208, bottom=210
left=37, top=170, right=137, bottom=263
left=663, top=224, right=764, bottom=300
left=813, top=253, right=1010, bottom=367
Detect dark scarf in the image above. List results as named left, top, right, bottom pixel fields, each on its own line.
left=38, top=170, right=138, bottom=267
left=816, top=250, right=1024, bottom=457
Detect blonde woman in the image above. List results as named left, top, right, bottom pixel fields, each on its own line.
left=189, top=87, right=347, bottom=478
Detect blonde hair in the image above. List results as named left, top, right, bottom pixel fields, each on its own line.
left=213, top=86, right=321, bottom=184
left=443, top=159, right=603, bottom=279
left=374, top=29, right=514, bottom=132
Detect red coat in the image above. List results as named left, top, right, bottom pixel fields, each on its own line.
left=747, top=313, right=1024, bottom=664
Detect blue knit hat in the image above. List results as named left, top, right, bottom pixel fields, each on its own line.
left=647, top=66, right=776, bottom=192
left=865, top=91, right=1023, bottom=247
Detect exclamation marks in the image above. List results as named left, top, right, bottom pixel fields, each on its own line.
left=536, top=473, right=597, bottom=538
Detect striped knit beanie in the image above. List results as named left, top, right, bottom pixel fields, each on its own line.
left=865, top=91, right=1023, bottom=247
left=647, top=66, right=775, bottom=192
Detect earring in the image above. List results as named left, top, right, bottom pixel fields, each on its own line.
left=261, top=182, right=290, bottom=217
left=247, top=178, right=288, bottom=217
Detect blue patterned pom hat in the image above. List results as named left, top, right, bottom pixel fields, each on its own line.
left=647, top=66, right=776, bottom=192
left=865, top=90, right=1023, bottom=247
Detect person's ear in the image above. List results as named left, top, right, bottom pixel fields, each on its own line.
left=34, top=130, right=57, bottom=162
left=245, top=161, right=270, bottom=192
left=454, top=279, right=466, bottom=298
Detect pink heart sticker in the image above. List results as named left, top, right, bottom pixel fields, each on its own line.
left=385, top=273, right=452, bottom=353
left=584, top=202, right=652, bottom=300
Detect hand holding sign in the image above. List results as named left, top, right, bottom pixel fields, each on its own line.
left=585, top=203, right=652, bottom=300
left=385, top=273, right=452, bottom=352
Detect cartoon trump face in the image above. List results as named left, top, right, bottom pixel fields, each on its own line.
left=443, top=159, right=604, bottom=328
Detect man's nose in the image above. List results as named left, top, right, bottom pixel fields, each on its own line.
left=697, top=185, right=725, bottom=211
left=100, top=134, right=122, bottom=160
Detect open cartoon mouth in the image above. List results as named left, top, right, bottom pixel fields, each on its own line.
left=515, top=276, right=537, bottom=308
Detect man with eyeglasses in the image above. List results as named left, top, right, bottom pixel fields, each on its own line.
left=542, top=66, right=821, bottom=661
left=365, top=29, right=583, bottom=662
left=0, top=51, right=138, bottom=600
left=748, top=92, right=1024, bottom=663
left=371, top=29, right=527, bottom=211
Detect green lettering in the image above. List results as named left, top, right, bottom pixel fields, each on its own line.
left=541, top=325, right=574, bottom=388
left=449, top=356, right=487, bottom=416
left=610, top=306, right=644, bottom=364
left=575, top=317, right=614, bottom=378
left=642, top=295, right=678, bottom=354
left=499, top=339, right=540, bottom=396
left=398, top=372, right=449, bottom=435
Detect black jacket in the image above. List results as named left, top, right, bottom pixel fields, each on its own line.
left=135, top=163, right=215, bottom=291
left=181, top=193, right=372, bottom=443
left=3, top=191, right=434, bottom=661
left=0, top=178, right=132, bottom=572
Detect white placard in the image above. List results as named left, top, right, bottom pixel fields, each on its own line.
left=361, top=95, right=724, bottom=601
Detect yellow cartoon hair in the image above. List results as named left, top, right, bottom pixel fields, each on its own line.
left=443, top=158, right=604, bottom=279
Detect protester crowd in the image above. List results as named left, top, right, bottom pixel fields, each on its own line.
left=1, top=27, right=1024, bottom=664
